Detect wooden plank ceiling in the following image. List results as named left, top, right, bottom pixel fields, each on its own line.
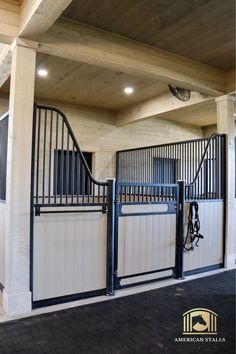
left=62, top=0, right=235, bottom=71
left=0, top=53, right=169, bottom=110
left=2, top=0, right=22, bottom=5
left=0, top=0, right=234, bottom=126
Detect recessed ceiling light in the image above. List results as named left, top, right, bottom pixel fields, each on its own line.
left=124, top=86, right=134, bottom=95
left=38, top=69, right=48, bottom=77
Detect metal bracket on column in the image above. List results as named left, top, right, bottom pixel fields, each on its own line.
left=102, top=203, right=108, bottom=214
left=35, top=206, right=40, bottom=216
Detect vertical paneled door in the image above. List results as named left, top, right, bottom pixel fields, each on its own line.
left=114, top=182, right=184, bottom=288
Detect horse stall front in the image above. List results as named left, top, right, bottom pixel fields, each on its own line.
left=31, top=104, right=226, bottom=308
left=31, top=105, right=113, bottom=308
left=116, top=134, right=226, bottom=283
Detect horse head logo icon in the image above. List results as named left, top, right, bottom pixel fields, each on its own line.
left=183, top=308, right=218, bottom=335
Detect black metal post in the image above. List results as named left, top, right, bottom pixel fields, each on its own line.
left=106, top=179, right=116, bottom=295
left=30, top=104, right=37, bottom=294
left=175, top=180, right=185, bottom=279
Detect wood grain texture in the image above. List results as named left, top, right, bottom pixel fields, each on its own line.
left=38, top=18, right=226, bottom=96
left=160, top=100, right=217, bottom=126
left=20, top=0, right=73, bottom=38
left=116, top=91, right=213, bottom=126
left=0, top=44, right=11, bottom=88
left=35, top=53, right=168, bottom=110
left=62, top=0, right=235, bottom=70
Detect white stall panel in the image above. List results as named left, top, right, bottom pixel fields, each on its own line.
left=33, top=208, right=107, bottom=301
left=118, top=213, right=176, bottom=277
left=184, top=201, right=224, bottom=272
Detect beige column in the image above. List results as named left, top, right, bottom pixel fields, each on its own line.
left=3, top=41, right=36, bottom=315
left=216, top=94, right=236, bottom=268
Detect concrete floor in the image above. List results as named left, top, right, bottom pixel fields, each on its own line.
left=0, top=269, right=235, bottom=353
left=0, top=268, right=230, bottom=323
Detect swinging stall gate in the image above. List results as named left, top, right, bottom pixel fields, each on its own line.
left=114, top=181, right=185, bottom=288
left=31, top=104, right=225, bottom=308
left=116, top=133, right=226, bottom=277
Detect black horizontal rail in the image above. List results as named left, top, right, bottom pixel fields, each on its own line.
left=36, top=209, right=106, bottom=215
left=118, top=266, right=174, bottom=280
left=117, top=136, right=210, bottom=153
left=117, top=182, right=178, bottom=187
left=116, top=182, right=178, bottom=203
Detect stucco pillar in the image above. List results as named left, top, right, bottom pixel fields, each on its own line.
left=216, top=94, right=236, bottom=268
left=3, top=42, right=36, bottom=315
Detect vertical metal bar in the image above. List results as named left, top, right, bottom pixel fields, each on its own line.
left=168, top=144, right=170, bottom=183
left=221, top=135, right=226, bottom=200
left=71, top=143, right=75, bottom=204
left=92, top=182, right=95, bottom=203
left=213, top=137, right=216, bottom=198
left=216, top=136, right=219, bottom=199
left=60, top=119, right=64, bottom=203
left=42, top=109, right=47, bottom=204
left=175, top=181, right=185, bottom=279
left=209, top=140, right=212, bottom=199
left=36, top=108, right=41, bottom=205
left=103, top=185, right=106, bottom=204
left=54, top=113, right=59, bottom=204
left=48, top=110, right=53, bottom=205
left=175, top=143, right=179, bottom=181
left=76, top=151, right=80, bottom=203
left=201, top=140, right=204, bottom=199
left=148, top=147, right=151, bottom=183
left=114, top=181, right=119, bottom=290
left=191, top=141, right=194, bottom=199
left=65, top=130, right=70, bottom=204
left=30, top=104, right=37, bottom=294
left=217, top=137, right=219, bottom=199
left=197, top=140, right=200, bottom=199
left=106, top=179, right=116, bottom=295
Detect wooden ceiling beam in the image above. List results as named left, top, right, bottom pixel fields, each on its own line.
left=226, top=69, right=235, bottom=93
left=0, top=0, right=73, bottom=84
left=19, top=0, right=73, bottom=38
left=0, top=45, right=12, bottom=88
left=0, top=1, right=20, bottom=43
left=116, top=91, right=214, bottom=126
left=0, top=0, right=73, bottom=43
left=37, top=19, right=226, bottom=97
